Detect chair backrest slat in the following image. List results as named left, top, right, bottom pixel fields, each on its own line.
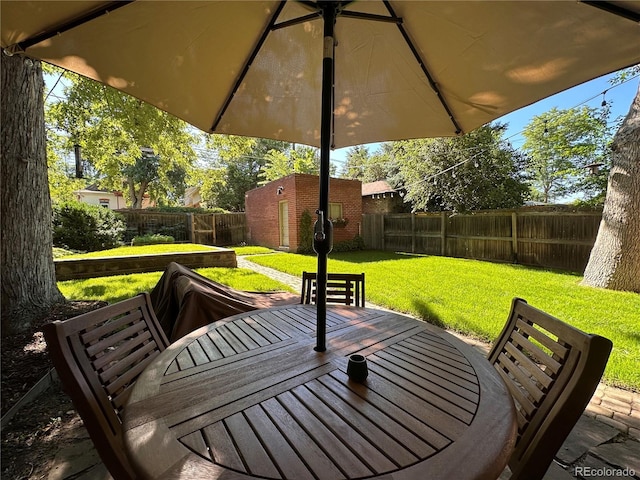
left=510, top=330, right=563, bottom=375
left=488, top=298, right=612, bottom=480
left=496, top=352, right=546, bottom=405
left=81, top=309, right=144, bottom=344
left=93, top=330, right=153, bottom=371
left=85, top=319, right=148, bottom=358
left=43, top=293, right=169, bottom=480
left=301, top=272, right=365, bottom=307
left=99, top=339, right=158, bottom=386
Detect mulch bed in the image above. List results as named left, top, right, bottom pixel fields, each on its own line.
left=1, top=301, right=107, bottom=479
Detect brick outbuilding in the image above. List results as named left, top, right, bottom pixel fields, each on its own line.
left=245, top=174, right=362, bottom=252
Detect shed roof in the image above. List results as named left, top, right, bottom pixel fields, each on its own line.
left=362, top=181, right=396, bottom=196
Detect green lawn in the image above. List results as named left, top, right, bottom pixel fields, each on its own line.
left=58, top=267, right=294, bottom=305
left=247, top=250, right=640, bottom=390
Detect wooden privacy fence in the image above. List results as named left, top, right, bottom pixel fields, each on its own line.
left=362, top=210, right=602, bottom=272
left=116, top=210, right=246, bottom=246
left=190, top=213, right=246, bottom=246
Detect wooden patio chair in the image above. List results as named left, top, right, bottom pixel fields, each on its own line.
left=43, top=293, right=169, bottom=480
left=488, top=298, right=612, bottom=480
left=301, top=271, right=365, bottom=307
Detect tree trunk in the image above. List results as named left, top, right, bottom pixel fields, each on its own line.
left=1, top=53, right=65, bottom=335
left=581, top=86, right=640, bottom=293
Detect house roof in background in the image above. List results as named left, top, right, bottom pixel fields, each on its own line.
left=75, top=184, right=123, bottom=195
left=362, top=181, right=396, bottom=196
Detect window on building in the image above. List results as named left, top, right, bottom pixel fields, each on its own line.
left=99, top=199, right=110, bottom=208
left=329, top=202, right=343, bottom=220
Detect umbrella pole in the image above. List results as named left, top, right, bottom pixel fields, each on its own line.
left=314, top=2, right=337, bottom=352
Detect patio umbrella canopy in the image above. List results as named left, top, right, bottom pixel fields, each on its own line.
left=3, top=0, right=639, bottom=349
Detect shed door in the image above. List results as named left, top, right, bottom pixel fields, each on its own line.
left=279, top=201, right=289, bottom=248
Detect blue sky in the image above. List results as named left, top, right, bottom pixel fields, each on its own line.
left=330, top=69, right=639, bottom=168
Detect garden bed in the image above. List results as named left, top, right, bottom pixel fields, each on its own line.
left=55, top=248, right=237, bottom=281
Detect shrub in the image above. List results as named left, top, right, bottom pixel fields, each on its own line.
left=53, top=201, right=126, bottom=252
left=297, top=209, right=314, bottom=254
left=131, top=234, right=175, bottom=246
left=157, top=223, right=188, bottom=241
left=332, top=235, right=366, bottom=252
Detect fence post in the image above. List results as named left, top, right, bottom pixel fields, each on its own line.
left=186, top=213, right=193, bottom=243
left=381, top=214, right=386, bottom=251
left=511, top=212, right=518, bottom=263
left=211, top=214, right=217, bottom=245
left=440, top=211, right=447, bottom=256
left=411, top=213, right=416, bottom=253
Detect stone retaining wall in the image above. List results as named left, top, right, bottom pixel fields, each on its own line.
left=55, top=249, right=237, bottom=281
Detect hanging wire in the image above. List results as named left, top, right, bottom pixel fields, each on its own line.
left=44, top=70, right=65, bottom=103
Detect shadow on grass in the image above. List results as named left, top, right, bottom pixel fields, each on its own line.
left=77, top=285, right=107, bottom=297
left=329, top=250, right=413, bottom=264
left=411, top=299, right=446, bottom=329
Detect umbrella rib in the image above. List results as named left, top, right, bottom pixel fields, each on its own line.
left=273, top=12, right=322, bottom=31
left=579, top=1, right=640, bottom=23
left=382, top=1, right=463, bottom=135
left=9, top=1, right=135, bottom=53
left=210, top=1, right=287, bottom=133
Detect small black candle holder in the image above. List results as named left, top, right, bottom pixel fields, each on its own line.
left=347, top=354, right=368, bottom=382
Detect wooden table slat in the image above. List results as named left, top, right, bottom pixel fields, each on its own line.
left=376, top=348, right=479, bottom=405
left=180, top=431, right=210, bottom=461
left=243, top=404, right=316, bottom=480
left=187, top=338, right=210, bottom=366
left=252, top=312, right=295, bottom=341
left=312, top=375, right=434, bottom=460
left=404, top=335, right=476, bottom=373
left=207, top=328, right=240, bottom=357
left=369, top=355, right=477, bottom=416
left=276, top=390, right=374, bottom=478
left=217, top=324, right=251, bottom=353
left=400, top=337, right=478, bottom=382
left=304, top=378, right=422, bottom=466
left=196, top=334, right=224, bottom=362
left=175, top=348, right=195, bottom=371
left=269, top=308, right=316, bottom=334
left=368, top=354, right=475, bottom=424
left=225, top=411, right=281, bottom=478
left=169, top=361, right=338, bottom=439
left=241, top=316, right=286, bottom=344
left=202, top=421, right=246, bottom=472
left=327, top=369, right=456, bottom=449
left=291, top=384, right=399, bottom=473
left=260, top=397, right=346, bottom=480
left=415, top=330, right=463, bottom=353
left=160, top=339, right=298, bottom=388
left=387, top=343, right=479, bottom=393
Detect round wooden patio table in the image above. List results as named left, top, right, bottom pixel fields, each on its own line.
left=123, top=305, right=517, bottom=480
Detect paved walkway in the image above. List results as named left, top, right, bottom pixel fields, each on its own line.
left=49, top=256, right=639, bottom=479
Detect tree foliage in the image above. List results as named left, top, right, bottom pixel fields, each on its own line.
left=341, top=144, right=393, bottom=183
left=191, top=135, right=291, bottom=211
left=46, top=70, right=198, bottom=208
left=193, top=136, right=327, bottom=210
left=390, top=125, right=528, bottom=212
left=522, top=106, right=612, bottom=203
left=260, top=145, right=320, bottom=183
